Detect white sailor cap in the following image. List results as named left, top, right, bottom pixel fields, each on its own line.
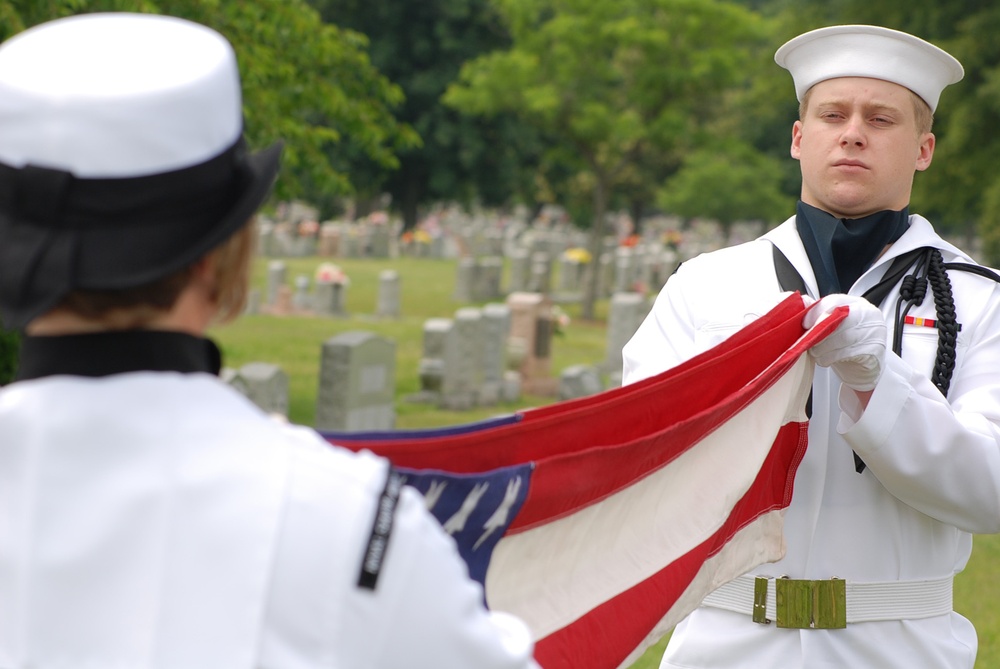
left=774, top=25, right=964, bottom=112
left=0, top=13, right=282, bottom=329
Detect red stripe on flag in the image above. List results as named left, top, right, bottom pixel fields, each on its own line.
left=531, top=420, right=807, bottom=668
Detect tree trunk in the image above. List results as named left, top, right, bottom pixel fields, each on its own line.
left=398, top=173, right=421, bottom=233
left=582, top=175, right=610, bottom=321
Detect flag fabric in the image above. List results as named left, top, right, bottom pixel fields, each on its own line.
left=324, top=293, right=844, bottom=669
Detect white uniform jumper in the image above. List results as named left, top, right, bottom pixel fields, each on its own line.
left=624, top=216, right=1000, bottom=668
left=0, top=331, right=538, bottom=669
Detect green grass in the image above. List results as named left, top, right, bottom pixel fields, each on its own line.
left=212, top=255, right=609, bottom=427
left=212, top=253, right=1000, bottom=669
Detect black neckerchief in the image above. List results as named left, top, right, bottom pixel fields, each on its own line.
left=15, top=329, right=222, bottom=381
left=795, top=201, right=910, bottom=296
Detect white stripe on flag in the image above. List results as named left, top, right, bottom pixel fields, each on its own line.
left=485, top=352, right=813, bottom=641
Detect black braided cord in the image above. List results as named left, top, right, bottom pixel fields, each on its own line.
left=928, top=249, right=960, bottom=396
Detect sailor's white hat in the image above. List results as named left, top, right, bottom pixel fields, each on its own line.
left=774, top=25, right=964, bottom=112
left=0, top=13, right=282, bottom=328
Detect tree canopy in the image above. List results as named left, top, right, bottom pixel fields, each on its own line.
left=0, top=0, right=418, bottom=207
left=444, top=0, right=769, bottom=318
left=311, top=0, right=545, bottom=228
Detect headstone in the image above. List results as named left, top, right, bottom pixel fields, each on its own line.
left=377, top=270, right=401, bottom=318
left=559, top=364, right=603, bottom=401
left=506, top=292, right=557, bottom=396
left=220, top=367, right=250, bottom=397
left=613, top=247, right=636, bottom=293
left=240, top=362, right=290, bottom=417
left=314, top=279, right=347, bottom=317
left=501, top=370, right=522, bottom=403
left=454, top=257, right=475, bottom=302
left=441, top=308, right=485, bottom=410
left=292, top=275, right=310, bottom=311
left=529, top=252, right=552, bottom=294
left=480, top=303, right=511, bottom=405
left=415, top=318, right=454, bottom=403
left=598, top=252, right=614, bottom=297
left=507, top=249, right=531, bottom=294
left=266, top=260, right=286, bottom=305
left=369, top=223, right=391, bottom=258
left=557, top=256, right=583, bottom=295
left=606, top=292, right=648, bottom=371
left=316, top=331, right=395, bottom=431
left=257, top=221, right=276, bottom=257
left=474, top=257, right=504, bottom=301
left=318, top=222, right=341, bottom=257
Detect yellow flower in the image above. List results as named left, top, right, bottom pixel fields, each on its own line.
left=563, top=247, right=592, bottom=264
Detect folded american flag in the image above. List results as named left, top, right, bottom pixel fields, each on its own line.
left=324, top=293, right=843, bottom=669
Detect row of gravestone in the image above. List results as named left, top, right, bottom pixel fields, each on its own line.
left=224, top=290, right=652, bottom=432
left=246, top=261, right=401, bottom=319
left=455, top=245, right=681, bottom=304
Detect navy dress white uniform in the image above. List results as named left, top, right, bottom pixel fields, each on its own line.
left=623, top=27, right=1000, bottom=669
left=0, top=13, right=538, bottom=669
left=0, top=334, right=537, bottom=668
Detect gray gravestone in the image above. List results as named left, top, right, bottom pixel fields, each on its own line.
left=442, top=307, right=485, bottom=410
left=529, top=252, right=552, bottom=294
left=416, top=318, right=454, bottom=402
left=507, top=249, right=531, bottom=294
left=292, top=275, right=310, bottom=311
left=314, top=279, right=347, bottom=317
left=454, top=257, right=475, bottom=302
left=480, top=303, right=511, bottom=405
left=266, top=260, right=286, bottom=306
left=369, top=224, right=391, bottom=258
left=474, top=257, right=504, bottom=301
left=613, top=247, right=636, bottom=294
left=606, top=292, right=648, bottom=371
left=240, top=362, right=290, bottom=417
left=316, top=331, right=395, bottom=431
left=377, top=269, right=401, bottom=318
left=559, top=364, right=603, bottom=401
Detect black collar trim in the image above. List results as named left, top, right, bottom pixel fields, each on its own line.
left=15, top=330, right=222, bottom=381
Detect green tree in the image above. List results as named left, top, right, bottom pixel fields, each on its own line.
left=312, top=0, right=544, bottom=228
left=444, top=0, right=769, bottom=319
left=0, top=0, right=418, bottom=207
left=658, top=140, right=793, bottom=237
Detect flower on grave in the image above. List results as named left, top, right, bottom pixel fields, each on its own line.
left=368, top=211, right=389, bottom=225
left=551, top=305, right=571, bottom=337
left=621, top=234, right=640, bottom=248
left=315, top=262, right=350, bottom=285
left=414, top=229, right=432, bottom=244
left=663, top=229, right=683, bottom=250
left=563, top=247, right=592, bottom=264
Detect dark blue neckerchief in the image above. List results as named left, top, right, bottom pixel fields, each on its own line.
left=795, top=201, right=910, bottom=296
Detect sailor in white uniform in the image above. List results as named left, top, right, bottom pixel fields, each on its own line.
left=0, top=13, right=538, bottom=669
left=624, top=25, right=1000, bottom=669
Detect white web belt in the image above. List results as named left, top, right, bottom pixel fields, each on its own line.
left=701, top=573, right=954, bottom=628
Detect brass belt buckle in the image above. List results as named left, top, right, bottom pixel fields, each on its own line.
left=752, top=576, right=770, bottom=624
left=775, top=577, right=847, bottom=629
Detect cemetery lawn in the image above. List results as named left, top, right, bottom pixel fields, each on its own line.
left=211, top=255, right=1000, bottom=669
left=213, top=255, right=610, bottom=427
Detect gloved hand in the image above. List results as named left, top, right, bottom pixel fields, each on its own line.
left=802, top=294, right=887, bottom=392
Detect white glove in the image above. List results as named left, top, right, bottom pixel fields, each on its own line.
left=802, top=294, right=887, bottom=392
